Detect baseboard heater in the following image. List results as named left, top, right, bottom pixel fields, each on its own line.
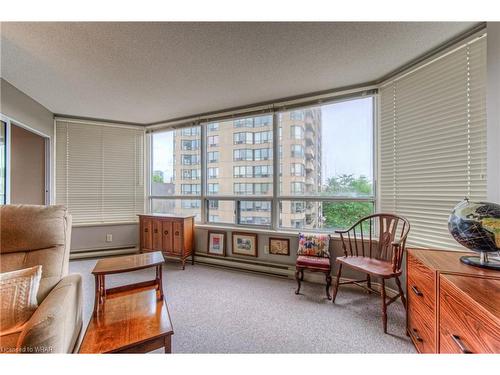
left=191, top=253, right=294, bottom=278
left=70, top=246, right=138, bottom=260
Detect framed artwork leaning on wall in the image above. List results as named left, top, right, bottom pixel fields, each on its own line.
left=232, top=232, right=258, bottom=257
left=207, top=230, right=226, bottom=256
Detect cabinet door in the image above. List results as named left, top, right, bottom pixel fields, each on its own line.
left=152, top=220, right=162, bottom=250
left=162, top=220, right=173, bottom=253
left=141, top=218, right=153, bottom=250
left=173, top=221, right=183, bottom=255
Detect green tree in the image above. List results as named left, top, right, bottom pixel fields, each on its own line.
left=152, top=173, right=164, bottom=183
left=322, top=174, right=373, bottom=230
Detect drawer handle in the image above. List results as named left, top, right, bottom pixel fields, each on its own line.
left=411, top=328, right=423, bottom=342
left=164, top=230, right=169, bottom=235
left=175, top=231, right=180, bottom=236
left=411, top=285, right=423, bottom=297
left=144, top=228, right=149, bottom=233
left=451, top=335, right=472, bottom=354
left=154, top=229, right=158, bottom=233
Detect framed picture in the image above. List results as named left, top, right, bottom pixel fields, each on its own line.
left=232, top=232, right=258, bottom=257
left=207, top=230, right=226, bottom=256
left=269, top=237, right=290, bottom=256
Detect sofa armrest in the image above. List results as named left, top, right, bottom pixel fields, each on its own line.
left=17, top=274, right=83, bottom=353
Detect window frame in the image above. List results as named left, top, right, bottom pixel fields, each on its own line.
left=147, top=94, right=376, bottom=231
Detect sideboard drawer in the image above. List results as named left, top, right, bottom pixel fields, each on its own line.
left=408, top=301, right=435, bottom=353
left=439, top=274, right=500, bottom=354
left=407, top=252, right=435, bottom=311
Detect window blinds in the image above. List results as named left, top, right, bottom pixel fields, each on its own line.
left=379, top=35, right=487, bottom=249
left=56, top=120, right=145, bottom=224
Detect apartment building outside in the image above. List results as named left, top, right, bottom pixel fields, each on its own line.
left=151, top=108, right=323, bottom=229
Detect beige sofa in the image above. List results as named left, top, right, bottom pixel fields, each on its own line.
left=0, top=205, right=82, bottom=353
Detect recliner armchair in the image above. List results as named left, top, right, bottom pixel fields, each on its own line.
left=0, top=205, right=83, bottom=353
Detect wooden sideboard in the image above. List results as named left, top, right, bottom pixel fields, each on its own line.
left=407, top=248, right=500, bottom=353
left=138, top=214, right=195, bottom=269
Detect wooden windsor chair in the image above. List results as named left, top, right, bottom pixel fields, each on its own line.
left=331, top=213, right=410, bottom=334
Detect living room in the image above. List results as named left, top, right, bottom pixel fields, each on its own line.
left=1, top=1, right=499, bottom=373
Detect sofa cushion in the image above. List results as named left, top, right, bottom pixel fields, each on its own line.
left=297, top=233, right=331, bottom=258
left=0, top=205, right=72, bottom=303
left=296, top=255, right=331, bottom=270
left=0, top=266, right=42, bottom=335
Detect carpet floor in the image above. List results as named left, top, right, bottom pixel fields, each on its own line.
left=70, top=259, right=415, bottom=353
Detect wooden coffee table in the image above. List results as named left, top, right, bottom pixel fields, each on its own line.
left=79, top=251, right=174, bottom=353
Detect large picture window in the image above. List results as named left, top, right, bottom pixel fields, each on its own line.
left=149, top=96, right=374, bottom=230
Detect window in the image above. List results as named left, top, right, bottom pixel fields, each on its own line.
left=208, top=151, right=219, bottom=163
left=290, top=163, right=305, bottom=177
left=208, top=135, right=219, bottom=147
left=291, top=125, right=304, bottom=140
left=56, top=120, right=144, bottom=224
left=234, top=132, right=253, bottom=144
left=181, top=184, right=201, bottom=195
left=181, top=127, right=200, bottom=136
left=254, top=131, right=272, bottom=144
left=152, top=198, right=201, bottom=222
left=254, top=165, right=272, bottom=178
left=234, top=183, right=254, bottom=195
left=181, top=139, right=199, bottom=150
left=290, top=144, right=304, bottom=158
left=233, top=149, right=253, bottom=161
left=208, top=122, right=219, bottom=132
left=182, top=154, right=200, bottom=165
left=290, top=111, right=304, bottom=121
left=150, top=126, right=201, bottom=220
left=233, top=118, right=254, bottom=128
left=254, top=148, right=271, bottom=161
left=234, top=166, right=253, bottom=178
left=182, top=169, right=200, bottom=180
left=278, top=97, right=374, bottom=230
left=149, top=97, right=374, bottom=229
left=207, top=200, right=236, bottom=224
left=379, top=36, right=487, bottom=249
left=253, top=115, right=272, bottom=127
left=291, top=182, right=305, bottom=194
left=208, top=183, right=219, bottom=194
left=208, top=167, right=219, bottom=179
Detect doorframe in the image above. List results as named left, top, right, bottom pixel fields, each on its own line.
left=0, top=113, right=51, bottom=205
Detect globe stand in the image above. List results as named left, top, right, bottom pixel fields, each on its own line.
left=460, top=252, right=500, bottom=271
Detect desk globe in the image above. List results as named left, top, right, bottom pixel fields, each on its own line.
left=448, top=198, right=500, bottom=270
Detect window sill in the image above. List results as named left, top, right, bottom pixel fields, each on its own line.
left=194, top=223, right=341, bottom=238
left=72, top=221, right=138, bottom=228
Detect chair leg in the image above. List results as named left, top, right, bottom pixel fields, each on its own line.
left=381, top=278, right=387, bottom=334
left=295, top=269, right=302, bottom=295
left=331, top=264, right=342, bottom=303
left=300, top=270, right=304, bottom=281
left=325, top=273, right=332, bottom=300
left=395, top=276, right=406, bottom=309
left=366, top=274, right=372, bottom=294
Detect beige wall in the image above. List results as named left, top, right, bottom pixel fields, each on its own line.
left=10, top=124, right=46, bottom=204
left=1, top=78, right=54, bottom=138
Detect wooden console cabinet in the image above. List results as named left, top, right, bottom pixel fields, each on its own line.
left=138, top=214, right=195, bottom=269
left=407, top=249, right=500, bottom=353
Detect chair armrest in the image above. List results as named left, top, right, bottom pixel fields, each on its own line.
left=17, top=274, right=83, bottom=353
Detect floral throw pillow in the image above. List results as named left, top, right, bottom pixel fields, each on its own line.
left=297, top=233, right=331, bottom=258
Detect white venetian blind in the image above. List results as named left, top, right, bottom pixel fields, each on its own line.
left=56, top=120, right=145, bottom=224
left=379, top=35, right=487, bottom=249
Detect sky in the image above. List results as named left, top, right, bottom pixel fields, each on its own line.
left=321, top=97, right=373, bottom=182
left=152, top=96, right=374, bottom=185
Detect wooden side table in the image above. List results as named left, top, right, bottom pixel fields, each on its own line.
left=79, top=251, right=174, bottom=353
left=91, top=251, right=165, bottom=316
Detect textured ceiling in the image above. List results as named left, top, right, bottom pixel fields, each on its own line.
left=0, top=22, right=477, bottom=124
